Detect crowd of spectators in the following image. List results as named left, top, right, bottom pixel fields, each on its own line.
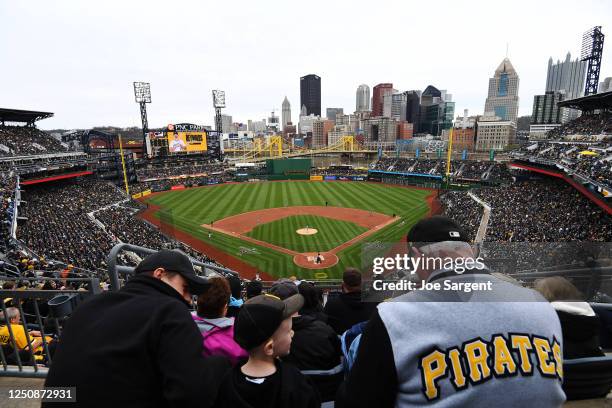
left=443, top=179, right=611, bottom=243
left=311, top=167, right=368, bottom=176
left=440, top=190, right=483, bottom=241
left=458, top=161, right=489, bottom=179
left=0, top=126, right=72, bottom=157
left=546, top=111, right=612, bottom=138
left=1, top=171, right=18, bottom=252
left=372, top=157, right=512, bottom=181
left=17, top=179, right=124, bottom=271
left=136, top=159, right=227, bottom=180
left=129, top=176, right=230, bottom=194
left=93, top=203, right=222, bottom=267
left=513, top=141, right=612, bottom=188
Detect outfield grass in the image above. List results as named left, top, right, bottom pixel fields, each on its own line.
left=246, top=214, right=367, bottom=253
left=145, top=181, right=431, bottom=279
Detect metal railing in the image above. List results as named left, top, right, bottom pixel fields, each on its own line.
left=0, top=276, right=100, bottom=377
left=106, top=243, right=237, bottom=291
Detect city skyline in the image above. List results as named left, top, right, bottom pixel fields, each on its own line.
left=1, top=0, right=610, bottom=130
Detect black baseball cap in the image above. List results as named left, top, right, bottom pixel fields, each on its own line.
left=134, top=250, right=209, bottom=295
left=269, top=279, right=299, bottom=300
left=234, top=293, right=304, bottom=351
left=407, top=216, right=469, bottom=248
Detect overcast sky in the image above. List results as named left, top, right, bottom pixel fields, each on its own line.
left=1, top=0, right=611, bottom=130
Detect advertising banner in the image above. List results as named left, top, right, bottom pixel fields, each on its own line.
left=310, top=175, right=323, bottom=181
left=324, top=176, right=337, bottom=181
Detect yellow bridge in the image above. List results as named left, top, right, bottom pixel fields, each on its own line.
left=226, top=136, right=376, bottom=162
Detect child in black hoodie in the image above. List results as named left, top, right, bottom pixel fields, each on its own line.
left=214, top=293, right=320, bottom=408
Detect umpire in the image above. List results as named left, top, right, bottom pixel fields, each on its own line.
left=44, top=250, right=229, bottom=407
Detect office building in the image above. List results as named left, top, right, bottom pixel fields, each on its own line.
left=312, top=119, right=334, bottom=148
left=362, top=117, right=397, bottom=143
left=282, top=96, right=291, bottom=130
left=300, top=74, right=321, bottom=116
left=397, top=121, right=414, bottom=139
left=546, top=53, right=587, bottom=99
left=418, top=85, right=454, bottom=136
left=484, top=58, right=520, bottom=122
left=328, top=124, right=353, bottom=146
left=404, top=90, right=421, bottom=124
left=531, top=91, right=565, bottom=125
left=545, top=52, right=586, bottom=121
left=356, top=84, right=371, bottom=112
left=326, top=108, right=344, bottom=121
left=600, top=77, right=612, bottom=93
left=221, top=114, right=233, bottom=133
left=476, top=113, right=516, bottom=151
left=372, top=83, right=394, bottom=117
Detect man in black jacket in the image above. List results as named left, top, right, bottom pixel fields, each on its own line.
left=323, top=268, right=378, bottom=335
left=43, top=250, right=230, bottom=408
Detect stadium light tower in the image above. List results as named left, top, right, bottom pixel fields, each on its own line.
left=212, top=90, right=226, bottom=133
left=133, top=82, right=151, bottom=155
left=581, top=26, right=605, bottom=96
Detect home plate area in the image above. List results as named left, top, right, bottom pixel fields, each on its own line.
left=202, top=206, right=398, bottom=270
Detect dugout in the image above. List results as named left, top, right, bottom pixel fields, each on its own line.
left=266, top=158, right=311, bottom=180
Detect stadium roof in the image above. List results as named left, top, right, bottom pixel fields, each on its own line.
left=557, top=91, right=612, bottom=111
left=0, top=108, right=54, bottom=125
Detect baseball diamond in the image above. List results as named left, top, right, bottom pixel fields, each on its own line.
left=140, top=180, right=434, bottom=280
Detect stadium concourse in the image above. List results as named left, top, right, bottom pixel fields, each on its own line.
left=0, top=107, right=612, bottom=406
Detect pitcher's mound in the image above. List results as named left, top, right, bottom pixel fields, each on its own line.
left=296, top=228, right=318, bottom=236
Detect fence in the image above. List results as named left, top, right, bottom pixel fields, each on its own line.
left=0, top=276, right=100, bottom=378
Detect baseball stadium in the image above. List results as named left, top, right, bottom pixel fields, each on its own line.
left=139, top=165, right=434, bottom=281
left=1, top=20, right=612, bottom=406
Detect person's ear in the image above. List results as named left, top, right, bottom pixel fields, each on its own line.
left=152, top=268, right=165, bottom=279
left=263, top=339, right=274, bottom=356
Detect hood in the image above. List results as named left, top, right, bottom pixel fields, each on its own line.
left=340, top=291, right=365, bottom=309
left=292, top=314, right=318, bottom=331
left=192, top=315, right=235, bottom=332
left=551, top=301, right=595, bottom=317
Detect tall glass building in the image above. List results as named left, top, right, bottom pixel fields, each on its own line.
left=300, top=74, right=321, bottom=116
left=484, top=58, right=519, bottom=122
left=356, top=84, right=370, bottom=112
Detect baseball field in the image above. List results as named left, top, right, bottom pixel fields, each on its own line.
left=140, top=181, right=433, bottom=280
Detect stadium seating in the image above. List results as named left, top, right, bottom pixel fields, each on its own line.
left=547, top=111, right=612, bottom=138
left=0, top=126, right=72, bottom=156
left=372, top=157, right=512, bottom=181
left=514, top=140, right=612, bottom=188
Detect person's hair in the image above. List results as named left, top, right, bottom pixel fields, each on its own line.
left=298, top=281, right=323, bottom=314
left=197, top=277, right=230, bottom=318
left=534, top=276, right=584, bottom=302
left=343, top=268, right=362, bottom=291
left=226, top=275, right=242, bottom=299
left=2, top=281, right=15, bottom=290
left=0, top=307, right=20, bottom=324
left=245, top=280, right=263, bottom=299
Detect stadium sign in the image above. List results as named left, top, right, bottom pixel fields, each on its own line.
left=168, top=123, right=207, bottom=132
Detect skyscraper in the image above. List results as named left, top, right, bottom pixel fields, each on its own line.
left=300, top=74, right=321, bottom=116
left=282, top=96, right=291, bottom=130
left=484, top=58, right=520, bottom=122
left=545, top=53, right=587, bottom=121
left=404, top=90, right=421, bottom=125
left=546, top=53, right=587, bottom=99
left=372, top=83, right=393, bottom=117
left=356, top=84, right=370, bottom=112
left=326, top=108, right=343, bottom=121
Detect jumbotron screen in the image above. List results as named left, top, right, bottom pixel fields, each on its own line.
left=167, top=131, right=207, bottom=153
